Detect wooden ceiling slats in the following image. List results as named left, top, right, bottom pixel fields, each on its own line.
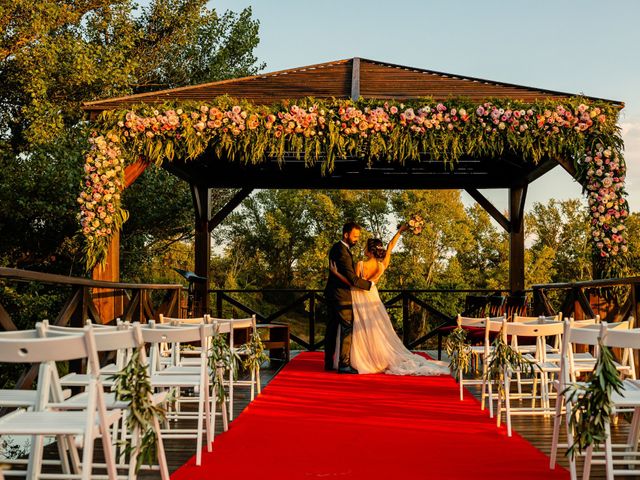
left=82, top=57, right=622, bottom=114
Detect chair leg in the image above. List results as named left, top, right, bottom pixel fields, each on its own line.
left=488, top=377, right=494, bottom=418
left=459, top=370, right=464, bottom=401
left=25, top=435, right=44, bottom=480
left=257, top=367, right=262, bottom=395
left=151, top=413, right=170, bottom=480
left=80, top=421, right=96, bottom=480
left=196, top=382, right=205, bottom=466
left=582, top=445, right=593, bottom=480
left=505, top=370, right=512, bottom=437
left=550, top=392, right=563, bottom=469
left=250, top=368, right=255, bottom=401
left=55, top=434, right=71, bottom=474
left=604, top=420, right=614, bottom=480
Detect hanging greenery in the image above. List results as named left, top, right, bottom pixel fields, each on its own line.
left=237, top=330, right=269, bottom=373
left=208, top=332, right=240, bottom=405
left=484, top=327, right=537, bottom=397
left=444, top=325, right=472, bottom=381
left=110, top=347, right=166, bottom=471
left=79, top=96, right=628, bottom=271
left=564, top=340, right=624, bottom=458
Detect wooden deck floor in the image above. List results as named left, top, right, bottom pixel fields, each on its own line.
left=38, top=352, right=640, bottom=479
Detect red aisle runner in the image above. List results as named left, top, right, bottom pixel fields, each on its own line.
left=172, top=352, right=568, bottom=480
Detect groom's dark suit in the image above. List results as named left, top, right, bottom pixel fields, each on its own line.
left=324, top=241, right=372, bottom=370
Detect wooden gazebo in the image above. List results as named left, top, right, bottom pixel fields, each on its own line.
left=83, top=57, right=623, bottom=316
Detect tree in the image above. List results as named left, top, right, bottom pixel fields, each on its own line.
left=526, top=198, right=592, bottom=283
left=0, top=0, right=264, bottom=278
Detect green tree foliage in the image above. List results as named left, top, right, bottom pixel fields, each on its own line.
left=0, top=0, right=264, bottom=275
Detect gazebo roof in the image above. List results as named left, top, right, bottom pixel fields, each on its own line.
left=83, top=57, right=623, bottom=115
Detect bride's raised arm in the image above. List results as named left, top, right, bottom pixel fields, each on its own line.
left=383, top=224, right=409, bottom=268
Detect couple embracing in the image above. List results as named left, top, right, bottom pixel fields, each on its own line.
left=324, top=221, right=449, bottom=376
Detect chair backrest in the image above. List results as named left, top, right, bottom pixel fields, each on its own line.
left=158, top=314, right=211, bottom=325
left=601, top=320, right=640, bottom=349
left=210, top=315, right=257, bottom=334
left=92, top=326, right=140, bottom=352
left=501, top=320, right=564, bottom=338
left=141, top=323, right=209, bottom=344
left=456, top=314, right=487, bottom=328
left=0, top=327, right=91, bottom=363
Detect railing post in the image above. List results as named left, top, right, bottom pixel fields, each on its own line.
left=308, top=292, right=316, bottom=352
left=216, top=291, right=223, bottom=318
left=402, top=291, right=410, bottom=347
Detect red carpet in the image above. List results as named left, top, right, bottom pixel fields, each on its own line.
left=171, top=352, right=568, bottom=479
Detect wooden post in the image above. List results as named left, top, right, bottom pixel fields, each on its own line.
left=192, top=184, right=211, bottom=316
left=509, top=185, right=527, bottom=294
left=91, top=158, right=149, bottom=323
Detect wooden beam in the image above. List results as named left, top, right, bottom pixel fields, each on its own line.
left=465, top=188, right=511, bottom=232
left=208, top=188, right=253, bottom=232
left=511, top=184, right=528, bottom=233
left=351, top=57, right=360, bottom=101
left=525, top=158, right=558, bottom=184
left=0, top=301, right=17, bottom=331
left=191, top=184, right=211, bottom=315
left=509, top=185, right=527, bottom=293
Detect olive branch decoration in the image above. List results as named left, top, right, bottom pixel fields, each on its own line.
left=238, top=330, right=269, bottom=373
left=564, top=340, right=624, bottom=458
left=208, top=333, right=240, bottom=405
left=110, top=347, right=166, bottom=471
left=445, top=326, right=472, bottom=381
left=485, top=326, right=537, bottom=397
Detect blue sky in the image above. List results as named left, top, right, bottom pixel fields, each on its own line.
left=176, top=1, right=640, bottom=212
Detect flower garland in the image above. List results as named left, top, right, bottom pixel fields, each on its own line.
left=78, top=96, right=627, bottom=271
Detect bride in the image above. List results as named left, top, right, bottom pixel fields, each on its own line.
left=330, top=224, right=449, bottom=376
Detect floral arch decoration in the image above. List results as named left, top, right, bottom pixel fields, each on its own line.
left=79, top=96, right=628, bottom=276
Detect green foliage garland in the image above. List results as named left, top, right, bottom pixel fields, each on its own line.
left=485, top=327, right=537, bottom=397
left=564, top=340, right=624, bottom=458
left=238, top=330, right=269, bottom=373
left=445, top=325, right=472, bottom=380
left=79, top=96, right=628, bottom=271
left=110, top=347, right=166, bottom=471
left=208, top=333, right=240, bottom=405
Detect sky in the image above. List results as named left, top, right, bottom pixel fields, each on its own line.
left=201, top=0, right=640, bottom=214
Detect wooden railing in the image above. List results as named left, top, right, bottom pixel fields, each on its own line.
left=211, top=288, right=511, bottom=354
left=532, top=276, right=640, bottom=323
left=0, top=267, right=183, bottom=390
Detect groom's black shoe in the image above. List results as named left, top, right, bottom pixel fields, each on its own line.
left=338, top=366, right=359, bottom=374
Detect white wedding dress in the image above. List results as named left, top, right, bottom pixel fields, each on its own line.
left=350, top=261, right=450, bottom=376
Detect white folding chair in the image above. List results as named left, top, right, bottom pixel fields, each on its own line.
left=140, top=323, right=216, bottom=466
left=582, top=323, right=640, bottom=480
left=47, top=323, right=170, bottom=480
left=454, top=315, right=504, bottom=419
left=549, top=319, right=602, bottom=480
left=210, top=315, right=261, bottom=420
left=0, top=327, right=120, bottom=480
left=496, top=319, right=565, bottom=437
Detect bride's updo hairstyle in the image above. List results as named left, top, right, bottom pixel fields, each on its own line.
left=366, top=238, right=387, bottom=260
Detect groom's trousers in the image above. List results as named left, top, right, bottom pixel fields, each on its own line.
left=325, top=301, right=354, bottom=369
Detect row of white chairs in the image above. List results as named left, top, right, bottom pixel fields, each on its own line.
left=454, top=313, right=639, bottom=479
left=0, top=314, right=263, bottom=480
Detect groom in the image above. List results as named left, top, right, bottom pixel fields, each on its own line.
left=324, top=222, right=372, bottom=374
